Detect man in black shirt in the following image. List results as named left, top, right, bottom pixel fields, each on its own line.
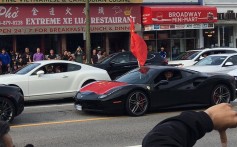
left=142, top=103, right=237, bottom=147
left=22, top=47, right=33, bottom=65
left=48, top=49, right=57, bottom=60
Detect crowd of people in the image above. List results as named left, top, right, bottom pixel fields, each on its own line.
left=0, top=46, right=109, bottom=75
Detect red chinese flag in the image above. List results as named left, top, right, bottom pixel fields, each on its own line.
left=130, top=17, right=148, bottom=66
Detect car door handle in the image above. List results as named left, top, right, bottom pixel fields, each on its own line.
left=62, top=75, right=68, bottom=78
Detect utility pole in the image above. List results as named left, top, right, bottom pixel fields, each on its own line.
left=85, top=0, right=91, bottom=64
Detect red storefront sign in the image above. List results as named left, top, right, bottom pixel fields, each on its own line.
left=0, top=4, right=141, bottom=34
left=142, top=5, right=217, bottom=25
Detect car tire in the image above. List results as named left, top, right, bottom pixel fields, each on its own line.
left=125, top=90, right=149, bottom=116
left=211, top=84, right=231, bottom=105
left=0, top=98, right=16, bottom=122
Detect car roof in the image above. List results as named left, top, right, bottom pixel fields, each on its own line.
left=186, top=48, right=237, bottom=52
left=207, top=53, right=237, bottom=57
left=33, top=60, right=79, bottom=64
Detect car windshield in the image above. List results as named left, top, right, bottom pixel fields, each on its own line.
left=15, top=63, right=41, bottom=74
left=195, top=56, right=227, bottom=66
left=116, top=68, right=154, bottom=84
left=97, top=53, right=116, bottom=64
left=174, top=51, right=201, bottom=60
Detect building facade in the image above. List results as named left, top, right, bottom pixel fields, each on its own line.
left=0, top=1, right=142, bottom=55
left=141, top=0, right=217, bottom=60
left=205, top=0, right=237, bottom=48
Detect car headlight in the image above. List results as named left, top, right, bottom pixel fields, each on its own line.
left=98, top=87, right=123, bottom=99
left=98, top=94, right=108, bottom=99
left=76, top=92, right=82, bottom=99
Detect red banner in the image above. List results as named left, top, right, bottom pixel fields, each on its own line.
left=142, top=5, right=217, bottom=25
left=0, top=4, right=141, bottom=34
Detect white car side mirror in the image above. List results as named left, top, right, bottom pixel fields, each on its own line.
left=225, top=62, right=234, bottom=66
left=36, top=70, right=44, bottom=77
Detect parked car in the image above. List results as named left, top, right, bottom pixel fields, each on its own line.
left=74, top=66, right=235, bottom=116
left=93, top=51, right=168, bottom=80
left=0, top=60, right=111, bottom=101
left=0, top=85, right=24, bottom=122
left=168, top=48, right=237, bottom=67
left=185, top=53, right=237, bottom=73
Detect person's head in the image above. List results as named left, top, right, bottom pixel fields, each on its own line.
left=36, top=48, right=40, bottom=53
left=67, top=52, right=71, bottom=56
left=25, top=47, right=29, bottom=53
left=92, top=49, right=97, bottom=54
left=97, top=50, right=102, bottom=55
left=19, top=57, right=23, bottom=62
left=161, top=47, right=165, bottom=51
left=63, top=50, right=68, bottom=55
left=202, top=53, right=207, bottom=57
left=164, top=71, right=173, bottom=80
left=50, top=49, right=54, bottom=55
left=55, top=66, right=61, bottom=73
left=46, top=66, right=53, bottom=73
left=1, top=48, right=6, bottom=54
left=0, top=121, right=14, bottom=147
left=102, top=51, right=107, bottom=57
left=77, top=47, right=82, bottom=51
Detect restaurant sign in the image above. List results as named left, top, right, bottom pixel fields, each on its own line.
left=0, top=4, right=141, bottom=34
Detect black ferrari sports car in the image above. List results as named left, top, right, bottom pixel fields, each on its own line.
left=0, top=85, right=24, bottom=121
left=74, top=66, right=236, bottom=116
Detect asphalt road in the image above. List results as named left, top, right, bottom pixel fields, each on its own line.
left=9, top=101, right=237, bottom=147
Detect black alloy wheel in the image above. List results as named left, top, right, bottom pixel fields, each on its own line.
left=211, top=84, right=231, bottom=105
left=126, top=91, right=148, bottom=116
left=0, top=98, right=15, bottom=122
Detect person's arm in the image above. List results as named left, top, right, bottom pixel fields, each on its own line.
left=143, top=103, right=237, bottom=147
left=142, top=111, right=213, bottom=147
left=33, top=54, right=36, bottom=62
left=7, top=54, right=11, bottom=67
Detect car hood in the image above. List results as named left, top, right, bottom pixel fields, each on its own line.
left=0, top=74, right=25, bottom=84
left=168, top=60, right=195, bottom=67
left=80, top=81, right=127, bottom=95
left=185, top=66, right=222, bottom=72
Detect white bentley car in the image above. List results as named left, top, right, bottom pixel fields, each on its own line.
left=0, top=60, right=111, bottom=101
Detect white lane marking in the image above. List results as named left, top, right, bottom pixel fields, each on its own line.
left=25, top=103, right=74, bottom=109
left=126, top=145, right=141, bottom=147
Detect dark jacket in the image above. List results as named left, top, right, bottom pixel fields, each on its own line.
left=142, top=111, right=213, bottom=147
left=0, top=53, right=11, bottom=65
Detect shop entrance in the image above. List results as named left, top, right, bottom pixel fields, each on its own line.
left=108, top=32, right=129, bottom=53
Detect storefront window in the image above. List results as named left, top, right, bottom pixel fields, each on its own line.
left=0, top=36, right=13, bottom=52
left=144, top=31, right=157, bottom=52
left=16, top=35, right=41, bottom=53
left=66, top=34, right=84, bottom=53
left=170, top=30, right=184, bottom=38
left=220, top=26, right=234, bottom=47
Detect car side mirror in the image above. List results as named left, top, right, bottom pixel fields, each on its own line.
left=109, top=62, right=115, bottom=66
left=155, top=80, right=169, bottom=87
left=36, top=70, right=44, bottom=77
left=224, top=62, right=234, bottom=66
